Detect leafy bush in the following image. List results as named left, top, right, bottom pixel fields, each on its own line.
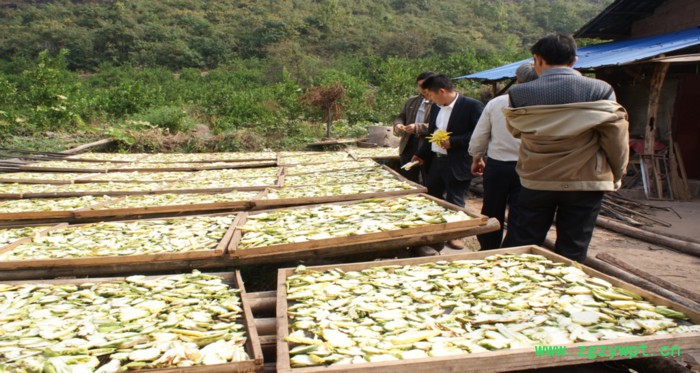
left=132, top=106, right=193, bottom=133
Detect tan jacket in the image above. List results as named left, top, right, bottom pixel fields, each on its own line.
left=503, top=100, right=629, bottom=191
left=393, top=95, right=431, bottom=154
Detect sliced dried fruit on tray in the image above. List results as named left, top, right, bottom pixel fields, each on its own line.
left=0, top=195, right=113, bottom=213
left=264, top=179, right=416, bottom=199
left=239, top=195, right=469, bottom=249
left=284, top=160, right=378, bottom=175
left=0, top=215, right=235, bottom=260
left=285, top=254, right=700, bottom=367
left=0, top=226, right=51, bottom=247
left=102, top=192, right=257, bottom=210
left=283, top=167, right=399, bottom=187
left=0, top=270, right=249, bottom=371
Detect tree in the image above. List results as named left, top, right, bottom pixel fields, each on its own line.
left=302, top=83, right=346, bottom=139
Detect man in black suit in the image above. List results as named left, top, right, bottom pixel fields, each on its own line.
left=412, top=74, right=484, bottom=250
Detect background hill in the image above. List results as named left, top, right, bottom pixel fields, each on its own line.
left=0, top=0, right=612, bottom=151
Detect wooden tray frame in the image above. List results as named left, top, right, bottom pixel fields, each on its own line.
left=0, top=177, right=80, bottom=185
left=63, top=154, right=149, bottom=163
left=0, top=184, right=271, bottom=200
left=228, top=193, right=496, bottom=264
left=65, top=152, right=276, bottom=164
left=19, top=161, right=277, bottom=173
left=281, top=160, right=380, bottom=176
left=275, top=245, right=700, bottom=373
left=114, top=161, right=278, bottom=172
left=253, top=170, right=426, bottom=210
left=347, top=148, right=400, bottom=161
left=277, top=152, right=356, bottom=166
left=0, top=271, right=263, bottom=373
left=0, top=213, right=241, bottom=271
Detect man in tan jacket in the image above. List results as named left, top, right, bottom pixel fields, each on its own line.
left=393, top=72, right=434, bottom=183
left=502, top=34, right=629, bottom=262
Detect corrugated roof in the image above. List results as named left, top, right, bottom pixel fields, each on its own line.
left=456, top=27, right=700, bottom=82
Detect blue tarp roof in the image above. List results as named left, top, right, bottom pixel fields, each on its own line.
left=457, top=27, right=700, bottom=82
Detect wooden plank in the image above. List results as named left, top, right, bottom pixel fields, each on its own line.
left=276, top=267, right=293, bottom=373
left=254, top=317, right=276, bottom=336
left=251, top=185, right=427, bottom=210
left=0, top=177, right=75, bottom=185
left=60, top=138, right=115, bottom=154
left=18, top=161, right=278, bottom=173
left=0, top=185, right=267, bottom=200
left=114, top=162, right=277, bottom=172
left=644, top=63, right=670, bottom=155
left=275, top=246, right=700, bottom=373
left=0, top=209, right=75, bottom=222
left=248, top=291, right=277, bottom=299
left=0, top=213, right=237, bottom=272
left=248, top=296, right=277, bottom=315
left=229, top=194, right=492, bottom=260
left=237, top=271, right=266, bottom=372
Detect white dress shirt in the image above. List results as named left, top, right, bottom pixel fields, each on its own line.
left=468, top=94, right=520, bottom=162
left=414, top=99, right=430, bottom=124
left=431, top=94, right=459, bottom=155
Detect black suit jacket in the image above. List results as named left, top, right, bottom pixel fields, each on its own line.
left=416, top=94, right=485, bottom=181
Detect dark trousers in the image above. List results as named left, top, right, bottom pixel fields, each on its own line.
left=425, top=156, right=471, bottom=208
left=477, top=159, right=520, bottom=250
left=503, top=187, right=604, bottom=262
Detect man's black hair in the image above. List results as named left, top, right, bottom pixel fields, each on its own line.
left=420, top=74, right=453, bottom=92
left=530, top=33, right=577, bottom=66
left=416, top=71, right=435, bottom=82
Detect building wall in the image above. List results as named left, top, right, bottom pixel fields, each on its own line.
left=615, top=77, right=678, bottom=143
left=631, top=0, right=700, bottom=37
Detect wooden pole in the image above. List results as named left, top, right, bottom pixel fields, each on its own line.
left=644, top=63, right=670, bottom=154
left=60, top=138, right=115, bottom=155
left=584, top=256, right=700, bottom=314
left=597, top=252, right=700, bottom=304
left=596, top=215, right=700, bottom=258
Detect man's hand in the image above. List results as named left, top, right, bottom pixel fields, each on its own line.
left=411, top=155, right=424, bottom=165
left=395, top=124, right=405, bottom=133
left=471, top=157, right=485, bottom=177
left=439, top=139, right=451, bottom=150
left=404, top=124, right=417, bottom=134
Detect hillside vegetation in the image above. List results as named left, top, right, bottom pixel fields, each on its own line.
left=0, top=0, right=612, bottom=151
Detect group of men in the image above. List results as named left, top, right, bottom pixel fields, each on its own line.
left=393, top=33, right=630, bottom=262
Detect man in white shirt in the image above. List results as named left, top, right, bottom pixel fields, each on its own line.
left=469, top=63, right=538, bottom=250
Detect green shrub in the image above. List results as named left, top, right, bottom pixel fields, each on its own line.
left=132, top=106, right=193, bottom=133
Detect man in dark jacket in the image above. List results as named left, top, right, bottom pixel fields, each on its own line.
left=393, top=71, right=434, bottom=183
left=412, top=74, right=485, bottom=250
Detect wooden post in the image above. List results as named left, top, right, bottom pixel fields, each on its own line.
left=644, top=63, right=670, bottom=154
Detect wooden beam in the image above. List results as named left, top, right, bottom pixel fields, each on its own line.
left=597, top=252, right=700, bottom=304
left=644, top=63, right=670, bottom=155
left=60, top=138, right=115, bottom=155
left=596, top=215, right=700, bottom=258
